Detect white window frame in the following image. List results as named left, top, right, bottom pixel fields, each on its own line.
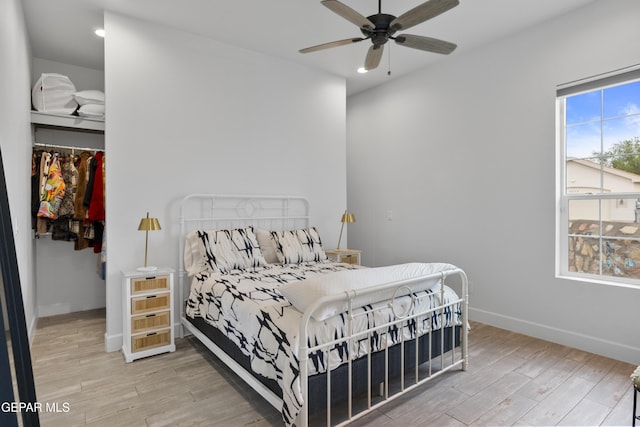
left=556, top=66, right=640, bottom=288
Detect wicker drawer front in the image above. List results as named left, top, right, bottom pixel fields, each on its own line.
left=131, top=310, right=170, bottom=334
left=341, top=254, right=359, bottom=264
left=131, top=293, right=170, bottom=315
left=131, top=275, right=169, bottom=294
left=131, top=329, right=171, bottom=353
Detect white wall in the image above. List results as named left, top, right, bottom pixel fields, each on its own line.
left=0, top=0, right=37, bottom=338
left=347, top=0, right=640, bottom=364
left=34, top=237, right=106, bottom=316
left=103, top=13, right=348, bottom=351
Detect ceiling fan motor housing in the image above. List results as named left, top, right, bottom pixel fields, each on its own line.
left=362, top=13, right=397, bottom=46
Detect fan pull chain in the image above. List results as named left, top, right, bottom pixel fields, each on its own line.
left=387, top=43, right=392, bottom=76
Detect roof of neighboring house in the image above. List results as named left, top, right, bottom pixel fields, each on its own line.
left=568, top=158, right=640, bottom=183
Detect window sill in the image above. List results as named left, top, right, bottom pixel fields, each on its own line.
left=556, top=273, right=640, bottom=290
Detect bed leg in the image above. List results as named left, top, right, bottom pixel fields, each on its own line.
left=461, top=269, right=469, bottom=372
left=461, top=326, right=469, bottom=371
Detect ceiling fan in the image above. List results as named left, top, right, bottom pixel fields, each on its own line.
left=299, top=0, right=459, bottom=71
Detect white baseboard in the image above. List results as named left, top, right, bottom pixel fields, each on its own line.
left=38, top=303, right=73, bottom=317
left=174, top=321, right=185, bottom=339
left=469, top=307, right=640, bottom=365
left=104, top=332, right=122, bottom=353
left=38, top=302, right=105, bottom=318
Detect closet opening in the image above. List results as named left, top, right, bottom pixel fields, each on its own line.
left=31, top=119, right=106, bottom=321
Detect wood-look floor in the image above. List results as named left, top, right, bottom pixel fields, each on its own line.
left=29, top=309, right=637, bottom=426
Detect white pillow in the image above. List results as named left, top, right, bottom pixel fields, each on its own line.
left=184, top=231, right=208, bottom=276
left=279, top=262, right=457, bottom=321
left=271, top=227, right=327, bottom=264
left=73, top=90, right=105, bottom=105
left=183, top=227, right=266, bottom=275
left=256, top=228, right=280, bottom=264
left=77, top=103, right=105, bottom=118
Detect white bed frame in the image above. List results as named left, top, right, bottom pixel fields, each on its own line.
left=178, top=194, right=468, bottom=427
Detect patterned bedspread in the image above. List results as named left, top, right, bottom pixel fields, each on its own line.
left=185, top=261, right=462, bottom=426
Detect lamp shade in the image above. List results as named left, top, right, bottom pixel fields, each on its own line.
left=341, top=212, right=355, bottom=223
left=138, top=216, right=161, bottom=231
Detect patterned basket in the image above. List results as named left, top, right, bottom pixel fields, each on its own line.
left=633, top=366, right=640, bottom=388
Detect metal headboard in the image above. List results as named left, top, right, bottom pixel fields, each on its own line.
left=178, top=194, right=310, bottom=323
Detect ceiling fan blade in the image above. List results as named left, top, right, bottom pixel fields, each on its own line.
left=390, top=0, right=459, bottom=32
left=395, top=34, right=457, bottom=54
left=321, top=0, right=375, bottom=29
left=364, top=45, right=384, bottom=71
left=299, top=37, right=366, bottom=53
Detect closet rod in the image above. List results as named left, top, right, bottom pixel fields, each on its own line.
left=33, top=142, right=103, bottom=152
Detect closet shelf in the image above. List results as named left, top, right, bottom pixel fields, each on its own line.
left=31, top=111, right=104, bottom=132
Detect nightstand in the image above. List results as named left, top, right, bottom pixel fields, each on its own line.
left=325, top=249, right=361, bottom=265
left=122, top=268, right=176, bottom=362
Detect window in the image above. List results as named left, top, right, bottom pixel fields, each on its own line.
left=557, top=68, right=640, bottom=286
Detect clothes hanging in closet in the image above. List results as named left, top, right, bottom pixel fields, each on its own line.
left=37, top=152, right=65, bottom=219
left=73, top=151, right=93, bottom=250
left=74, top=151, right=91, bottom=221
left=86, top=151, right=104, bottom=222
left=32, top=148, right=106, bottom=253
left=84, top=151, right=104, bottom=253
left=58, top=155, right=77, bottom=216
left=51, top=154, right=78, bottom=241
left=35, top=151, right=52, bottom=234
left=31, top=152, right=40, bottom=229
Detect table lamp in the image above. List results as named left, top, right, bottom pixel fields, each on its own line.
left=337, top=210, right=355, bottom=250
left=137, top=212, right=161, bottom=271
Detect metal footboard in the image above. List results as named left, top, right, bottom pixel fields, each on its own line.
left=297, top=267, right=468, bottom=427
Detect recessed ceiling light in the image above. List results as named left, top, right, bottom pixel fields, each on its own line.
left=357, top=67, right=368, bottom=74
left=94, top=29, right=105, bottom=38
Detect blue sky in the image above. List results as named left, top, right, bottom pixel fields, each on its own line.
left=565, top=80, right=640, bottom=159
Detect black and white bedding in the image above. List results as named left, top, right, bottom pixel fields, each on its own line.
left=185, top=261, right=463, bottom=426
left=181, top=224, right=463, bottom=425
